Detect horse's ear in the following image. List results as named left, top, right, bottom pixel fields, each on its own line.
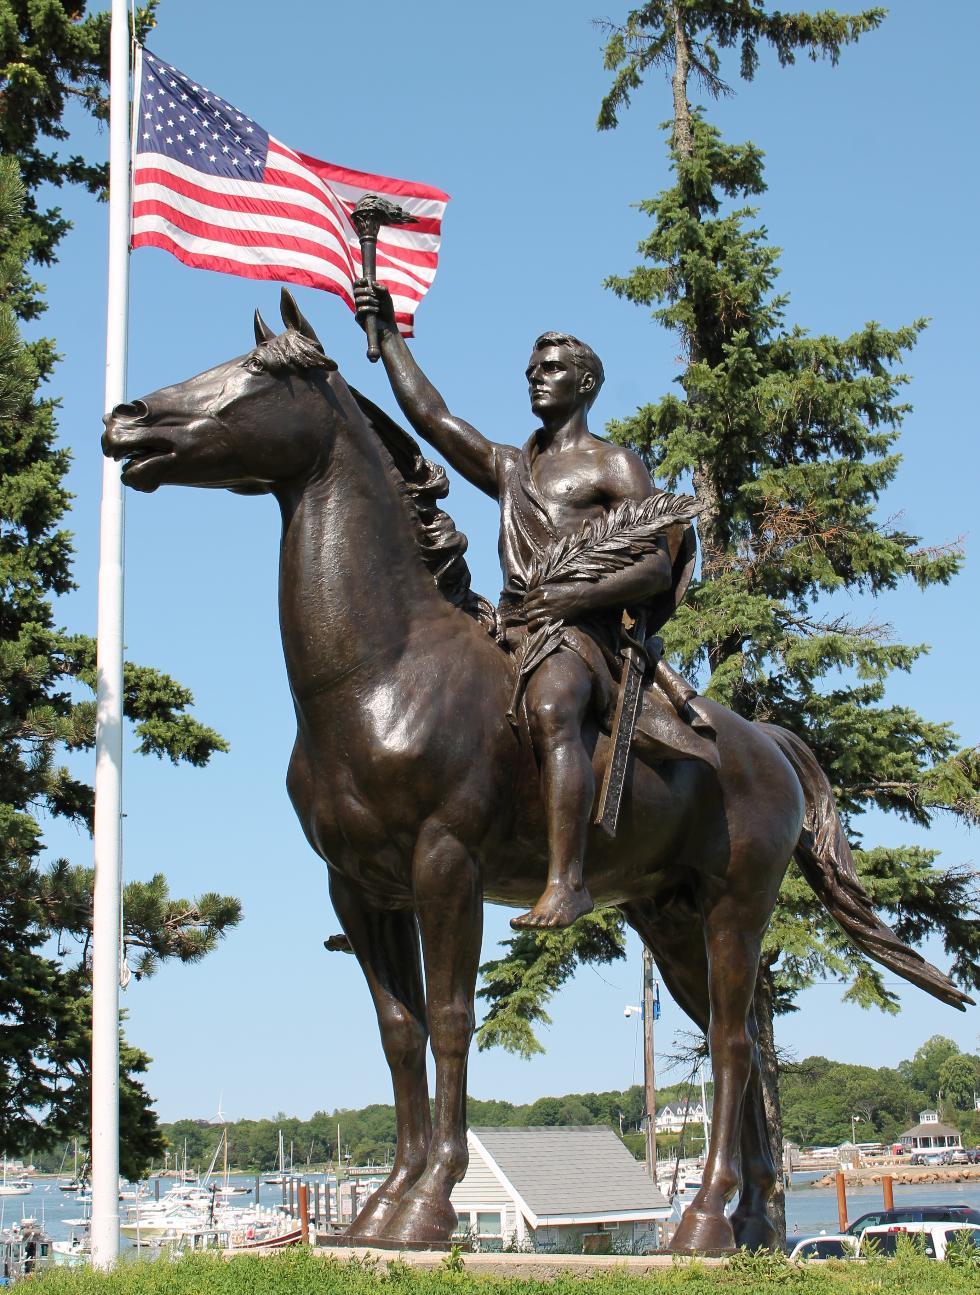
left=280, top=288, right=321, bottom=346
left=254, top=309, right=275, bottom=345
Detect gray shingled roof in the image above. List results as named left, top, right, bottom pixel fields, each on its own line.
left=469, top=1126, right=670, bottom=1219
left=899, top=1122, right=961, bottom=1138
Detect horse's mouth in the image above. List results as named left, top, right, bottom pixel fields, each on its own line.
left=117, top=443, right=177, bottom=491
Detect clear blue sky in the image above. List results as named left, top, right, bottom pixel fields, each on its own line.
left=40, top=0, right=979, bottom=1123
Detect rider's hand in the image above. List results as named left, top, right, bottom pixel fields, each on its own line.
left=353, top=278, right=397, bottom=334
left=523, top=582, right=591, bottom=630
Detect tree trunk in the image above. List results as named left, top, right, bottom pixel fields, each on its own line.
left=671, top=2, right=693, bottom=158
left=755, top=967, right=787, bottom=1247
left=671, top=5, right=729, bottom=590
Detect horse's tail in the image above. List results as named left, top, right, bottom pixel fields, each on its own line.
left=760, top=722, right=974, bottom=1011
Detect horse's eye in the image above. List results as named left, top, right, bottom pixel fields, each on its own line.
left=242, top=355, right=266, bottom=375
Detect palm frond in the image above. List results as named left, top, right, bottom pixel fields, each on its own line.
left=528, top=492, right=700, bottom=590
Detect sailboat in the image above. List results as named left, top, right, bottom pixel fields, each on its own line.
left=58, top=1140, right=87, bottom=1193
left=0, top=1157, right=31, bottom=1197
left=211, top=1128, right=250, bottom=1198
left=264, top=1131, right=289, bottom=1185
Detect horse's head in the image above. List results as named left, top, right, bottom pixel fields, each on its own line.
left=102, top=289, right=339, bottom=494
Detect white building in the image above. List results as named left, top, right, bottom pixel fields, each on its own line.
left=450, top=1126, right=672, bottom=1253
left=655, top=1100, right=712, bottom=1135
left=897, top=1110, right=963, bottom=1152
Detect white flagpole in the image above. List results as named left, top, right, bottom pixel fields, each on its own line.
left=90, top=0, right=134, bottom=1269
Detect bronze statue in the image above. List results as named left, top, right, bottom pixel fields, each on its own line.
left=103, top=290, right=972, bottom=1254
left=352, top=279, right=709, bottom=931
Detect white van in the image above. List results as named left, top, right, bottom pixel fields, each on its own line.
left=858, top=1221, right=980, bottom=1261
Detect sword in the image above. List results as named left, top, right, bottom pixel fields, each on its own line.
left=351, top=194, right=417, bottom=362
left=593, top=610, right=648, bottom=839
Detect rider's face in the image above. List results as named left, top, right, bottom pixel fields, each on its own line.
left=526, top=346, right=588, bottom=418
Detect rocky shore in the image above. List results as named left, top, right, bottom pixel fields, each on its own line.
left=814, top=1165, right=980, bottom=1187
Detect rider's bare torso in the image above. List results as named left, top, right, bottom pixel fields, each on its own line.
left=353, top=287, right=672, bottom=929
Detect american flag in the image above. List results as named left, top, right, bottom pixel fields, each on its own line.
left=131, top=48, right=449, bottom=334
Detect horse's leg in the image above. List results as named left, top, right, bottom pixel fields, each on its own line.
left=382, top=826, right=481, bottom=1244
left=727, top=1005, right=780, bottom=1251
left=328, top=870, right=431, bottom=1240
left=670, top=887, right=768, bottom=1253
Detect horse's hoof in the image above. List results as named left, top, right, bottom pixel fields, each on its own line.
left=382, top=1192, right=457, bottom=1245
left=344, top=1192, right=404, bottom=1242
left=731, top=1211, right=781, bottom=1252
left=669, top=1207, right=736, bottom=1254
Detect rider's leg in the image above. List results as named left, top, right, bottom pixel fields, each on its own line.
left=511, top=650, right=595, bottom=930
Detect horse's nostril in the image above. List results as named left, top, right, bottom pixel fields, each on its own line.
left=111, top=399, right=149, bottom=421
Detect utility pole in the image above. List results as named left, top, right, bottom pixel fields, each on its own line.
left=642, top=946, right=657, bottom=1179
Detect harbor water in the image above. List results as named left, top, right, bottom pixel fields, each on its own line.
left=785, top=1171, right=979, bottom=1238
left=3, top=1170, right=977, bottom=1252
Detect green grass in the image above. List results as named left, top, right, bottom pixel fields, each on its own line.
left=31, top=1246, right=980, bottom=1295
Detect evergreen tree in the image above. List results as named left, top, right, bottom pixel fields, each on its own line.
left=476, top=2, right=980, bottom=1243
left=0, top=3, right=242, bottom=1170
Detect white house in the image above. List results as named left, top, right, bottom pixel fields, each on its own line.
left=898, top=1110, right=963, bottom=1152
left=450, top=1126, right=672, bottom=1253
left=655, top=1100, right=712, bottom=1135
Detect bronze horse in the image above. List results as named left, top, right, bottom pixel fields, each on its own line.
left=103, top=292, right=971, bottom=1253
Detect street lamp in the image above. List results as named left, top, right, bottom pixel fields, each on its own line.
left=851, top=1114, right=863, bottom=1146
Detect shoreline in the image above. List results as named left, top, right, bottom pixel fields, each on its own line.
left=812, top=1165, right=980, bottom=1188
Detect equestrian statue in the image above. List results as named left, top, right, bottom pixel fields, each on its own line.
left=103, top=287, right=971, bottom=1254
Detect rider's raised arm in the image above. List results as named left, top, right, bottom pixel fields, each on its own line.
left=354, top=280, right=510, bottom=499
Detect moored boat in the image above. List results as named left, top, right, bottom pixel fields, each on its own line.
left=0, top=1218, right=52, bottom=1280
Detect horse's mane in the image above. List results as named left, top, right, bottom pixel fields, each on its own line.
left=349, top=386, right=497, bottom=635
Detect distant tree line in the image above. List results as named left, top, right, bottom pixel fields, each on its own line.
left=21, top=1034, right=967, bottom=1175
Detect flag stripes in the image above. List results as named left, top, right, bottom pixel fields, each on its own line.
left=131, top=49, right=448, bottom=333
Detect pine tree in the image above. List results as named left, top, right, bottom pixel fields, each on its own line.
left=0, top=3, right=243, bottom=1168
left=477, top=2, right=980, bottom=1243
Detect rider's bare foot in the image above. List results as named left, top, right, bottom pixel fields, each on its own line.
left=510, top=882, right=593, bottom=930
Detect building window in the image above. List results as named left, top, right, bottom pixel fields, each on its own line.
left=476, top=1212, right=502, bottom=1236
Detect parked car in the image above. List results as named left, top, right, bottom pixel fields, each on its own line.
left=788, top=1234, right=857, bottom=1261
left=858, top=1221, right=980, bottom=1261
left=845, top=1205, right=980, bottom=1237
left=942, top=1148, right=970, bottom=1165
left=909, top=1150, right=945, bottom=1166
left=967, top=1148, right=980, bottom=1165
